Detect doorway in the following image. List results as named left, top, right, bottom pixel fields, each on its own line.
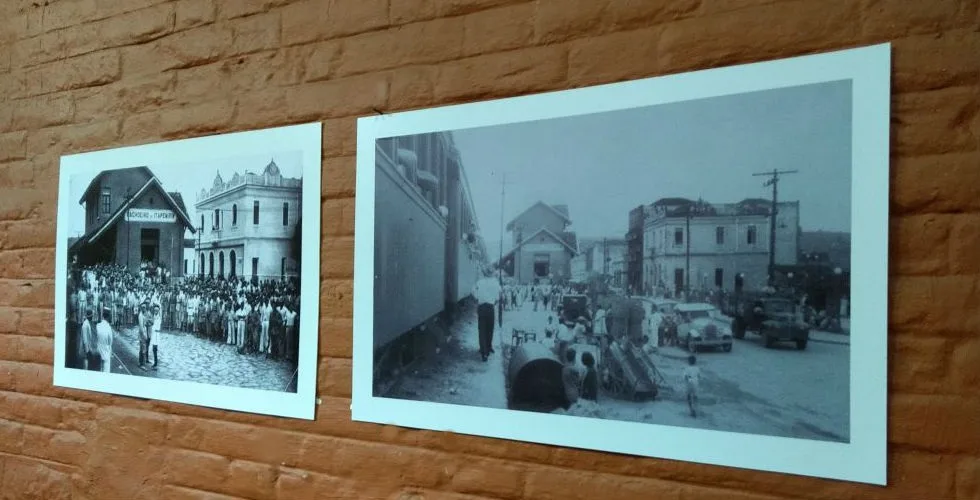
left=140, top=229, right=160, bottom=264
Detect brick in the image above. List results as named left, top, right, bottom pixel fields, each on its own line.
left=320, top=317, right=352, bottom=357
left=319, top=356, right=351, bottom=397
left=23, top=50, right=120, bottom=97
left=568, top=26, right=661, bottom=87
left=219, top=0, right=293, bottom=19
left=861, top=0, right=975, bottom=40
left=449, top=458, right=525, bottom=498
left=891, top=393, right=980, bottom=452
left=282, top=0, right=388, bottom=46
left=274, top=468, right=364, bottom=500
left=389, top=66, right=437, bottom=111
left=336, top=17, right=464, bottom=77
left=176, top=0, right=216, bottom=30
left=322, top=155, right=355, bottom=198
left=957, top=457, right=980, bottom=500
left=20, top=425, right=88, bottom=466
left=159, top=99, right=235, bottom=138
left=223, top=460, right=277, bottom=499
left=25, top=120, right=120, bottom=158
left=229, top=10, right=281, bottom=56
left=122, top=25, right=232, bottom=76
left=891, top=275, right=980, bottom=335
left=605, top=0, right=700, bottom=29
left=534, top=0, right=606, bottom=43
left=0, top=248, right=55, bottom=279
left=10, top=94, right=74, bottom=130
left=892, top=30, right=980, bottom=93
left=462, top=4, right=534, bottom=56
left=889, top=336, right=949, bottom=393
left=892, top=152, right=980, bottom=214
left=166, top=417, right=305, bottom=465
left=295, top=435, right=454, bottom=488
left=15, top=308, right=55, bottom=339
left=321, top=278, right=353, bottom=317
left=0, top=418, right=24, bottom=454
left=948, top=214, right=980, bottom=273
left=321, top=235, right=354, bottom=279
left=38, top=2, right=177, bottom=65
left=525, top=466, right=682, bottom=500
left=391, top=0, right=515, bottom=24
left=233, top=87, right=289, bottom=130
left=161, top=448, right=230, bottom=491
left=949, top=338, right=980, bottom=393
left=888, top=451, right=956, bottom=499
left=0, top=161, right=32, bottom=188
left=0, top=220, right=55, bottom=251
left=285, top=73, right=388, bottom=121
left=0, top=131, right=27, bottom=163
left=893, top=87, right=979, bottom=156
left=657, top=0, right=860, bottom=74
left=300, top=40, right=339, bottom=82
left=0, top=457, right=72, bottom=500
left=158, top=485, right=243, bottom=500
left=42, top=0, right=99, bottom=32
left=75, top=72, right=177, bottom=121
left=434, top=45, right=568, bottom=101
left=322, top=117, right=356, bottom=157
left=891, top=214, right=950, bottom=275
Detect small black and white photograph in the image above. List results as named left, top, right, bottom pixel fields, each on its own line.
left=353, top=46, right=889, bottom=483
left=55, top=123, right=322, bottom=419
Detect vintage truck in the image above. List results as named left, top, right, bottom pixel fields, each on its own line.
left=730, top=293, right=810, bottom=350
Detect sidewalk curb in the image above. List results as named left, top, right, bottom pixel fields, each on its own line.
left=809, top=338, right=850, bottom=346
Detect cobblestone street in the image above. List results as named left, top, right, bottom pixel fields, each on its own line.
left=109, top=324, right=298, bottom=393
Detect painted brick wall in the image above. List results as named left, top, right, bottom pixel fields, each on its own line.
left=0, top=0, right=978, bottom=499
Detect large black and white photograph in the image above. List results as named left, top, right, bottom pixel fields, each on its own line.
left=55, top=123, right=322, bottom=419
left=353, top=46, right=889, bottom=483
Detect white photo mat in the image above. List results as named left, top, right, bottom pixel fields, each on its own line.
left=54, top=123, right=322, bottom=420
left=352, top=45, right=890, bottom=483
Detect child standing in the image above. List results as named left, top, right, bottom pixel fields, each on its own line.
left=580, top=352, right=598, bottom=402
left=683, top=355, right=701, bottom=418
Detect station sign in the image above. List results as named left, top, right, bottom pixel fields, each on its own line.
left=125, top=208, right=176, bottom=223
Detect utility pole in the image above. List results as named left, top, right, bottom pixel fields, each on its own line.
left=498, top=172, right=507, bottom=327
left=752, top=169, right=798, bottom=287
left=685, top=210, right=691, bottom=300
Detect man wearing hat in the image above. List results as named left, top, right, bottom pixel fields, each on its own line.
left=79, top=308, right=95, bottom=370
left=471, top=266, right=502, bottom=362
left=94, top=307, right=114, bottom=373
left=138, top=301, right=152, bottom=370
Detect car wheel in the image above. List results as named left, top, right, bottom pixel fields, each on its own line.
left=723, top=343, right=732, bottom=353
left=764, top=333, right=775, bottom=349
left=796, top=338, right=808, bottom=350
left=687, top=336, right=695, bottom=352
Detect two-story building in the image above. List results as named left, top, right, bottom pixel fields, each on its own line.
left=642, top=198, right=799, bottom=296
left=498, top=201, right=578, bottom=284
left=194, top=159, right=302, bottom=281
left=626, top=204, right=646, bottom=294
left=69, top=166, right=195, bottom=275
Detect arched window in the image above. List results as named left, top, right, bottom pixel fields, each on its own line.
left=199, top=253, right=204, bottom=276
left=214, top=208, right=221, bottom=229
left=232, top=204, right=238, bottom=225
left=219, top=251, right=225, bottom=278
left=200, top=215, right=205, bottom=232
left=229, top=250, right=237, bottom=277
left=282, top=202, right=289, bottom=226
left=253, top=201, right=260, bottom=224
left=208, top=252, right=214, bottom=277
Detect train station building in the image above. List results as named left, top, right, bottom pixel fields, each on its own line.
left=69, top=166, right=195, bottom=276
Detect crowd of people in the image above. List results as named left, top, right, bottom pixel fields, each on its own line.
left=65, top=261, right=301, bottom=374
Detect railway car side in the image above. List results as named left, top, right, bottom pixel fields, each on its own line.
left=373, top=142, right=448, bottom=349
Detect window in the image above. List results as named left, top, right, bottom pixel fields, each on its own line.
left=184, top=259, right=188, bottom=274
left=747, top=225, right=757, bottom=245
left=232, top=204, right=237, bottom=225
left=281, top=257, right=286, bottom=279
left=213, top=208, right=221, bottom=229
left=534, top=253, right=550, bottom=278
left=253, top=201, right=260, bottom=225
left=252, top=257, right=259, bottom=278
left=282, top=202, right=289, bottom=226
left=674, top=228, right=684, bottom=245
left=200, top=215, right=205, bottom=232
left=716, top=226, right=725, bottom=245
left=715, top=268, right=724, bottom=288
left=100, top=188, right=111, bottom=215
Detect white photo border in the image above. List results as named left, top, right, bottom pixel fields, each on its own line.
left=352, top=45, right=890, bottom=484
left=54, top=123, right=323, bottom=420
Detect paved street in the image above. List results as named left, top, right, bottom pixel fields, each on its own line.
left=387, top=296, right=849, bottom=442
left=107, top=324, right=298, bottom=393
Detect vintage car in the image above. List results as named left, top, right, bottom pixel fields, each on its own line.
left=730, top=294, right=810, bottom=350
left=676, top=303, right=733, bottom=353
left=559, top=294, right=592, bottom=333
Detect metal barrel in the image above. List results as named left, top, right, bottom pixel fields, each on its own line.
left=507, top=343, right=566, bottom=413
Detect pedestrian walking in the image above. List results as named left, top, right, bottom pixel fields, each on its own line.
left=472, top=268, right=502, bottom=362
left=684, top=355, right=701, bottom=418
left=95, top=308, right=114, bottom=373
left=150, top=303, right=162, bottom=370
left=562, top=348, right=581, bottom=409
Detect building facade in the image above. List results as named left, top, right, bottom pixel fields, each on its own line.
left=69, top=167, right=195, bottom=276
left=626, top=205, right=646, bottom=294
left=499, top=201, right=578, bottom=284
left=194, top=160, right=302, bottom=282
left=642, top=198, right=800, bottom=296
